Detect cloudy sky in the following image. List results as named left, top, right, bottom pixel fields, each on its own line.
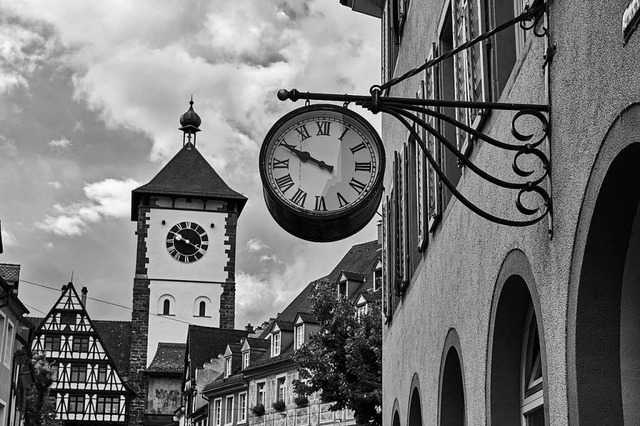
left=0, top=1, right=381, bottom=327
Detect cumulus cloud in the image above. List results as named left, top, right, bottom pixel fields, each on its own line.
left=48, top=136, right=72, bottom=150
left=35, top=178, right=140, bottom=236
left=1, top=227, right=16, bottom=247
left=246, top=238, right=269, bottom=252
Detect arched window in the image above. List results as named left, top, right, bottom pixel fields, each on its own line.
left=193, top=296, right=211, bottom=317
left=158, top=294, right=175, bottom=316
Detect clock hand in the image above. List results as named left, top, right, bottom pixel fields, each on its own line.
left=170, top=232, right=200, bottom=249
left=281, top=142, right=334, bottom=173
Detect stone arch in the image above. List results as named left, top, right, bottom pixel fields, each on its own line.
left=485, top=249, right=548, bottom=425
left=392, top=398, right=402, bottom=426
left=408, top=373, right=422, bottom=426
left=567, top=104, right=640, bottom=425
left=438, top=328, right=466, bottom=426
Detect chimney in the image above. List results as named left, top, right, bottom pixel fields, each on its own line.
left=245, top=323, right=254, bottom=333
left=81, top=287, right=88, bottom=308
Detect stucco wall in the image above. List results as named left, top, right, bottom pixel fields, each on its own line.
left=381, top=1, right=640, bottom=425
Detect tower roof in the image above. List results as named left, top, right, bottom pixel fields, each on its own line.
left=131, top=143, right=247, bottom=220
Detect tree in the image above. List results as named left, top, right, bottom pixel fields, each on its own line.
left=25, top=352, right=61, bottom=426
left=293, top=280, right=382, bottom=425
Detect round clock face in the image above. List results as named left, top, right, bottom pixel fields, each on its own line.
left=166, top=221, right=209, bottom=263
left=259, top=104, right=385, bottom=242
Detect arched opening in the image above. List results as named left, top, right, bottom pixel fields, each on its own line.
left=193, top=296, right=211, bottom=317
left=199, top=301, right=206, bottom=317
left=573, top=143, right=640, bottom=424
left=158, top=294, right=175, bottom=316
left=488, top=274, right=545, bottom=425
left=163, top=299, right=170, bottom=315
left=439, top=331, right=466, bottom=426
left=408, top=377, right=422, bottom=426
left=393, top=410, right=401, bottom=426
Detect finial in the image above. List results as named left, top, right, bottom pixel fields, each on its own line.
left=70, top=270, right=74, bottom=284
left=179, top=96, right=202, bottom=147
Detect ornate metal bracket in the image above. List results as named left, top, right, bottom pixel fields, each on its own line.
left=273, top=0, right=552, bottom=230
left=277, top=89, right=551, bottom=228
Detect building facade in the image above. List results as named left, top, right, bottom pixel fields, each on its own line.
left=340, top=0, right=640, bottom=425
left=30, top=283, right=133, bottom=424
left=203, top=240, right=382, bottom=426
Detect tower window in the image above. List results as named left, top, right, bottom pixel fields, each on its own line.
left=199, top=301, right=206, bottom=317
left=163, top=299, right=170, bottom=315
left=193, top=296, right=211, bottom=317
left=158, top=294, right=176, bottom=316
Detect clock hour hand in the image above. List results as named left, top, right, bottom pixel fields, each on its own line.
left=170, top=232, right=200, bottom=249
left=281, top=142, right=334, bottom=173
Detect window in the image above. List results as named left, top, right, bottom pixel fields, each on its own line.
left=3, top=321, right=13, bottom=365
left=163, top=299, right=170, bottom=315
left=242, top=351, right=250, bottom=369
left=60, top=313, right=76, bottom=328
left=97, top=365, right=107, bottom=382
left=225, top=396, right=234, bottom=425
left=238, top=392, right=247, bottom=423
left=489, top=0, right=527, bottom=101
left=70, top=365, right=86, bottom=382
left=257, top=382, right=266, bottom=406
left=521, top=307, right=544, bottom=425
left=357, top=304, right=368, bottom=319
left=68, top=395, right=85, bottom=413
left=0, top=314, right=5, bottom=358
left=72, top=336, right=89, bottom=352
left=97, top=396, right=119, bottom=414
left=44, top=335, right=61, bottom=352
left=214, top=398, right=222, bottom=426
left=338, top=281, right=347, bottom=297
left=199, top=301, right=206, bottom=317
left=276, top=376, right=287, bottom=403
left=194, top=296, right=211, bottom=317
left=373, top=260, right=382, bottom=292
left=159, top=294, right=175, bottom=315
left=295, top=325, right=305, bottom=350
left=272, top=332, right=281, bottom=357
left=225, top=357, right=232, bottom=377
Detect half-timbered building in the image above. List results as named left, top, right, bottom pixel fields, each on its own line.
left=30, top=282, right=133, bottom=424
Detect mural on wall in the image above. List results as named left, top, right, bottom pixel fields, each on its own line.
left=152, top=387, right=182, bottom=414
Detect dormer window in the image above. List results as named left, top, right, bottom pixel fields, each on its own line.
left=338, top=281, right=347, bottom=297
left=272, top=332, right=281, bottom=357
left=243, top=351, right=250, bottom=369
left=295, top=324, right=305, bottom=350
left=225, top=357, right=232, bottom=377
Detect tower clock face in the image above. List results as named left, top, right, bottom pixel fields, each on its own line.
left=259, top=104, right=385, bottom=242
left=166, top=221, right=209, bottom=263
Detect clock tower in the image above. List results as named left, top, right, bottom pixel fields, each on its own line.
left=127, top=100, right=246, bottom=423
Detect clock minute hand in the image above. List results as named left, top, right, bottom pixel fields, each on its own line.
left=281, top=143, right=334, bottom=172
left=170, top=232, right=200, bottom=249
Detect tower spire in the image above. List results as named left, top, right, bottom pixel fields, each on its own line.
left=179, top=96, right=201, bottom=148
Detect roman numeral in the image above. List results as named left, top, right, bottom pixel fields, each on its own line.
left=338, top=128, right=349, bottom=141
left=314, top=196, right=327, bottom=211
left=275, top=174, right=295, bottom=193
left=273, top=158, right=289, bottom=169
left=294, top=125, right=311, bottom=141
left=169, top=248, right=179, bottom=259
left=350, top=142, right=366, bottom=154
left=349, top=178, right=367, bottom=194
left=316, top=121, right=330, bottom=136
left=355, top=162, right=372, bottom=172
left=290, top=188, right=307, bottom=207
left=337, top=192, right=349, bottom=208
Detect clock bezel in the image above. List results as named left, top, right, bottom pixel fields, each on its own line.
left=259, top=104, right=386, bottom=242
left=166, top=221, right=209, bottom=263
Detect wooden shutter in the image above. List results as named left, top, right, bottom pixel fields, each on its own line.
left=416, top=81, right=428, bottom=250
left=425, top=43, right=442, bottom=231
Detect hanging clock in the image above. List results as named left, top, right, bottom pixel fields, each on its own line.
left=166, top=221, right=209, bottom=263
left=259, top=104, right=385, bottom=242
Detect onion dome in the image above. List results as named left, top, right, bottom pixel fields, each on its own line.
left=179, top=96, right=201, bottom=134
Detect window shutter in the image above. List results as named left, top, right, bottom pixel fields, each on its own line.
left=401, top=142, right=410, bottom=287
left=425, top=43, right=442, bottom=231
left=452, top=0, right=486, bottom=153
left=393, top=153, right=403, bottom=297
left=416, top=81, right=427, bottom=250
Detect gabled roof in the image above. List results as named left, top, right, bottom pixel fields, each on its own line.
left=241, top=337, right=270, bottom=352
left=131, top=143, right=247, bottom=220
left=293, top=312, right=318, bottom=325
left=148, top=342, right=186, bottom=374
left=272, top=321, right=294, bottom=333
left=224, top=343, right=242, bottom=357
left=340, top=271, right=365, bottom=282
left=184, top=325, right=249, bottom=380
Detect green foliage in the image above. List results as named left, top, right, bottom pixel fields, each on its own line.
left=24, top=352, right=61, bottom=426
left=250, top=403, right=265, bottom=416
left=293, top=280, right=382, bottom=425
left=272, top=400, right=286, bottom=412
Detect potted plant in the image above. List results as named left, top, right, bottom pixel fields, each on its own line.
left=294, top=395, right=309, bottom=407
left=272, top=400, right=286, bottom=412
left=251, top=403, right=265, bottom=416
